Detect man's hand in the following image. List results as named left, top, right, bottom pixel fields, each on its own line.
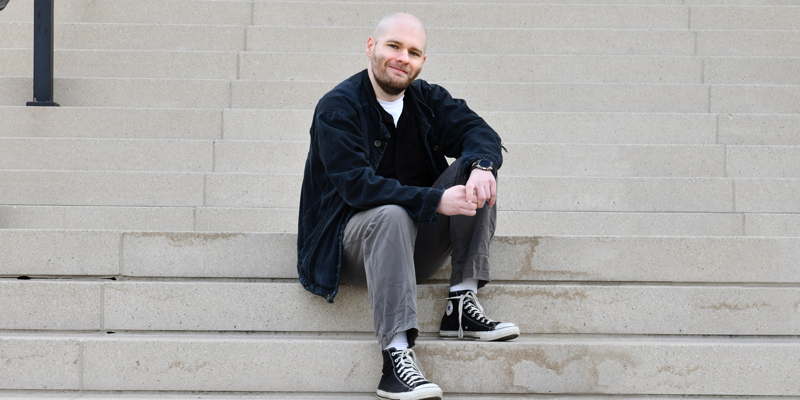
left=437, top=185, right=478, bottom=216
left=466, top=169, right=497, bottom=209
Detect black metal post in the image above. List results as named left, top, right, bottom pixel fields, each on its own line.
left=26, top=0, right=59, bottom=107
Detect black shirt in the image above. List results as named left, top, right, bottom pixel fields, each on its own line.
left=375, top=95, right=437, bottom=188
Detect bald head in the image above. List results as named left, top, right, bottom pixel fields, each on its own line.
left=372, top=13, right=427, bottom=53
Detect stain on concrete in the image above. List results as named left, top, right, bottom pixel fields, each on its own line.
left=127, top=232, right=245, bottom=247
left=658, top=365, right=702, bottom=377
left=423, top=344, right=635, bottom=392
left=699, top=301, right=771, bottom=311
left=168, top=360, right=210, bottom=373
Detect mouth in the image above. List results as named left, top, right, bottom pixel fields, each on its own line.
left=388, top=65, right=408, bottom=76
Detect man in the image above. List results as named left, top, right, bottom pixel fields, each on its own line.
left=297, top=13, right=518, bottom=400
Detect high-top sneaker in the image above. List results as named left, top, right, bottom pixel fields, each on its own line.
left=439, top=290, right=520, bottom=341
left=377, top=347, right=443, bottom=400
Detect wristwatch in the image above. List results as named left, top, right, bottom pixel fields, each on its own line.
left=471, top=159, right=494, bottom=172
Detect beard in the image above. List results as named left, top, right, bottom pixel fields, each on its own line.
left=370, top=55, right=421, bottom=96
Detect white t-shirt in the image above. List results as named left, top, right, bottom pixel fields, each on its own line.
left=377, top=96, right=404, bottom=127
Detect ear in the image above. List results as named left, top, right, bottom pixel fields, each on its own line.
left=366, top=37, right=375, bottom=58
left=421, top=54, right=427, bottom=67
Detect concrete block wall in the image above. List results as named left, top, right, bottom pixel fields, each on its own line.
left=1, top=0, right=800, bottom=398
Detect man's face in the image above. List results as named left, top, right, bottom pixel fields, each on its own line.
left=366, top=21, right=427, bottom=97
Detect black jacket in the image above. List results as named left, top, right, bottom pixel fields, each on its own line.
left=297, top=70, right=503, bottom=302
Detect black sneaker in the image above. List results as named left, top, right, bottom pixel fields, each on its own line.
left=439, top=290, right=520, bottom=341
left=377, top=347, right=443, bottom=400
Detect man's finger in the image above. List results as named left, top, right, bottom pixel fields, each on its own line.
left=465, top=182, right=476, bottom=203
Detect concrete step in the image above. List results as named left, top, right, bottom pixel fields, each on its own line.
left=7, top=49, right=800, bottom=85
left=0, top=77, right=230, bottom=109
left=1, top=206, right=772, bottom=237
left=3, top=169, right=798, bottom=213
left=0, top=0, right=253, bottom=25
left=209, top=141, right=730, bottom=177
left=4, top=77, right=799, bottom=114
left=0, top=138, right=213, bottom=172
left=221, top=109, right=722, bottom=144
left=4, top=230, right=800, bottom=282
left=690, top=5, right=800, bottom=29
left=0, top=170, right=205, bottom=207
left=0, top=205, right=197, bottom=231
left=2, top=280, right=798, bottom=336
left=254, top=3, right=690, bottom=29
left=1, top=49, right=239, bottom=80
left=2, top=335, right=800, bottom=395
left=0, top=106, right=223, bottom=140
left=0, top=22, right=246, bottom=51
left=697, top=29, right=800, bottom=56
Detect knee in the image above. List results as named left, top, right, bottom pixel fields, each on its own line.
left=374, top=205, right=412, bottom=226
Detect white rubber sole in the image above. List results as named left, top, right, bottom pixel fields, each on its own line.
left=439, top=322, right=520, bottom=341
left=377, top=383, right=443, bottom=400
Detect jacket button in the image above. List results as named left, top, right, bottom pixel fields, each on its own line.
left=374, top=140, right=381, bottom=147
left=432, top=145, right=440, bottom=152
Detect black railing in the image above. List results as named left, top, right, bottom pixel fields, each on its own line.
left=27, top=0, right=59, bottom=106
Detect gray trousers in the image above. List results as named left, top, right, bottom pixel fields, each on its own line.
left=340, top=158, right=496, bottom=349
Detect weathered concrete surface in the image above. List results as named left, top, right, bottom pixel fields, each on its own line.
left=0, top=338, right=80, bottom=390
left=102, top=281, right=800, bottom=335
left=0, top=281, right=102, bottom=330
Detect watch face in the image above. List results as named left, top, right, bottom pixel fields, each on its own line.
left=478, top=160, right=493, bottom=169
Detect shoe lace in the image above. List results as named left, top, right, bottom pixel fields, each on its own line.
left=447, top=291, right=496, bottom=338
left=391, top=348, right=428, bottom=387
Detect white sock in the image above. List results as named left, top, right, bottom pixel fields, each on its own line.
left=385, top=331, right=408, bottom=351
left=450, top=278, right=479, bottom=294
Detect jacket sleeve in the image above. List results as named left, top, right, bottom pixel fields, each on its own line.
left=313, top=107, right=444, bottom=224
left=419, top=81, right=504, bottom=177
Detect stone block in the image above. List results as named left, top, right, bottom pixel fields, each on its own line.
left=0, top=338, right=80, bottom=390
left=727, top=145, right=800, bottom=178
left=247, top=26, right=696, bottom=56
left=194, top=207, right=297, bottom=233
left=0, top=171, right=204, bottom=207
left=103, top=281, right=800, bottom=335
left=691, top=5, right=800, bottom=29
left=498, top=177, right=733, bottom=212
left=240, top=53, right=702, bottom=84
left=746, top=213, right=800, bottom=236
left=81, top=338, right=380, bottom=392
left=0, top=106, right=222, bottom=140
left=55, top=22, right=247, bottom=51
left=0, top=230, right=119, bottom=276
left=0, top=138, right=213, bottom=172
left=255, top=3, right=688, bottom=29
left=214, top=140, right=307, bottom=173
left=121, top=232, right=296, bottom=278
left=205, top=173, right=302, bottom=208
left=0, top=205, right=194, bottom=231
left=222, top=109, right=312, bottom=141
left=483, top=112, right=717, bottom=144
left=421, top=339, right=800, bottom=395
left=496, top=211, right=743, bottom=236
left=717, top=114, right=800, bottom=145
left=490, top=235, right=800, bottom=283
left=735, top=178, right=800, bottom=212
left=0, top=0, right=252, bottom=24
left=79, top=336, right=800, bottom=395
left=1, top=77, right=231, bottom=109
left=705, top=57, right=800, bottom=84
left=0, top=280, right=101, bottom=329
left=711, top=85, right=800, bottom=114
left=1, top=48, right=238, bottom=79
left=501, top=144, right=725, bottom=177
left=697, top=31, right=800, bottom=57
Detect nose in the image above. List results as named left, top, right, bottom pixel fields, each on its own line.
left=396, top=50, right=409, bottom=63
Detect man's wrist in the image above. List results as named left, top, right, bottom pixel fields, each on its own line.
left=470, top=159, right=494, bottom=172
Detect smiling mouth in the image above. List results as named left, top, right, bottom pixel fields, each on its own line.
left=388, top=66, right=408, bottom=75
